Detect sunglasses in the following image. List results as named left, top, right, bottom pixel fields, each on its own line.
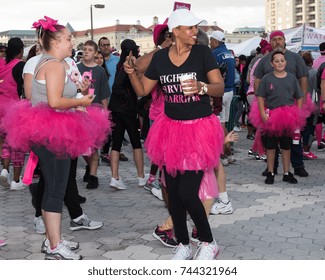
left=100, top=43, right=110, bottom=48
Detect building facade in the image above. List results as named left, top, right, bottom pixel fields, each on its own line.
left=265, top=0, right=325, bottom=32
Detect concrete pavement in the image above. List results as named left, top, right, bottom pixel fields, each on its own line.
left=0, top=127, right=324, bottom=260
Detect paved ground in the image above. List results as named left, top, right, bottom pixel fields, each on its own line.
left=0, top=127, right=324, bottom=260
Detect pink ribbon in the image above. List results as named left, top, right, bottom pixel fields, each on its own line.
left=32, top=16, right=58, bottom=32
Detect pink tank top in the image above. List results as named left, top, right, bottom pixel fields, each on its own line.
left=0, top=58, right=21, bottom=100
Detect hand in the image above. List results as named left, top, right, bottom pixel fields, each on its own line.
left=160, top=37, right=173, bottom=49
left=181, top=79, right=199, bottom=96
left=225, top=130, right=239, bottom=144
left=123, top=51, right=136, bottom=75
left=261, top=113, right=269, bottom=122
left=78, top=77, right=91, bottom=95
left=79, top=94, right=95, bottom=107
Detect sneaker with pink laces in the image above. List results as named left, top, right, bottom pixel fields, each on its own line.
left=194, top=239, right=220, bottom=260
left=0, top=239, right=6, bottom=247
left=303, top=151, right=318, bottom=159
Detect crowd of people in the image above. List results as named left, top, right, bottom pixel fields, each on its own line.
left=0, top=8, right=324, bottom=260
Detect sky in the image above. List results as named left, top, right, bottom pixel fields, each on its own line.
left=1, top=0, right=265, bottom=33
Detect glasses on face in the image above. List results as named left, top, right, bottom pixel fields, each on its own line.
left=100, top=43, right=110, bottom=48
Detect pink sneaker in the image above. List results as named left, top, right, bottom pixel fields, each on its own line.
left=0, top=239, right=6, bottom=247
left=303, top=151, right=318, bottom=159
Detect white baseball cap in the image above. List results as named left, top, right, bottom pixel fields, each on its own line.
left=211, top=30, right=225, bottom=42
left=167, top=9, right=207, bottom=31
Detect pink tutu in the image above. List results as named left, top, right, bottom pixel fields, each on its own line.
left=249, top=100, right=306, bottom=137
left=198, top=168, right=218, bottom=200
left=301, top=93, right=317, bottom=118
left=0, top=100, right=111, bottom=158
left=145, top=114, right=224, bottom=176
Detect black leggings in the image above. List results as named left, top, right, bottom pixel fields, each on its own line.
left=35, top=158, right=83, bottom=219
left=32, top=146, right=71, bottom=213
left=164, top=168, right=213, bottom=245
left=111, top=111, right=142, bottom=152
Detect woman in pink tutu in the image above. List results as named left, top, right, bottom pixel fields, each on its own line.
left=1, top=17, right=110, bottom=260
left=124, top=9, right=224, bottom=260
left=256, top=51, right=304, bottom=185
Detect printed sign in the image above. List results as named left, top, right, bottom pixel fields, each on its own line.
left=173, top=2, right=191, bottom=11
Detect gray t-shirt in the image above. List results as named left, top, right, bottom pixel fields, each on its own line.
left=256, top=72, right=304, bottom=109
left=254, top=50, right=308, bottom=80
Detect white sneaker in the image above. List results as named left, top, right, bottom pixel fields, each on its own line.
left=194, top=240, right=220, bottom=260
left=233, top=125, right=241, bottom=132
left=41, top=238, right=79, bottom=253
left=210, top=198, right=233, bottom=215
left=171, top=243, right=193, bottom=260
left=10, top=178, right=26, bottom=190
left=138, top=174, right=149, bottom=187
left=44, top=240, right=82, bottom=260
left=34, top=216, right=46, bottom=234
left=69, top=214, right=104, bottom=231
left=110, top=177, right=127, bottom=190
left=0, top=169, right=10, bottom=187
left=151, top=187, right=163, bottom=201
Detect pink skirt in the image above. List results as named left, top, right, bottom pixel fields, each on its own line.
left=145, top=114, right=224, bottom=176
left=249, top=100, right=306, bottom=137
left=0, top=100, right=112, bottom=158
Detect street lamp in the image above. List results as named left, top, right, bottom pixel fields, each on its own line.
left=90, top=4, right=105, bottom=41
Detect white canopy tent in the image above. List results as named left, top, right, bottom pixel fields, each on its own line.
left=225, top=36, right=262, bottom=56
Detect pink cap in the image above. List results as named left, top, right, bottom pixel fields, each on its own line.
left=153, top=19, right=168, bottom=46
left=270, top=30, right=285, bottom=40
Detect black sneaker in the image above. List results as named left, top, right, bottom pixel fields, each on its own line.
left=282, top=172, right=298, bottom=184
left=317, top=144, right=325, bottom=151
left=78, top=195, right=86, bottom=204
left=247, top=134, right=255, bottom=140
left=265, top=172, right=275, bottom=184
left=294, top=167, right=308, bottom=177
left=152, top=225, right=177, bottom=248
left=262, top=168, right=277, bottom=176
left=83, top=165, right=90, bottom=182
left=86, top=175, right=99, bottom=189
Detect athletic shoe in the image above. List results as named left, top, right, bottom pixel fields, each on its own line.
left=317, top=143, right=325, bottom=151
left=83, top=165, right=90, bottom=182
left=227, top=154, right=236, bottom=164
left=262, top=168, right=278, bottom=176
left=44, top=241, right=82, bottom=260
left=190, top=227, right=200, bottom=243
left=233, top=125, right=241, bottom=132
left=294, top=167, right=308, bottom=177
left=69, top=214, right=104, bottom=231
left=34, top=216, right=46, bottom=234
left=171, top=243, right=193, bottom=260
left=151, top=187, right=163, bottom=201
left=41, top=238, right=79, bottom=253
left=210, top=198, right=233, bottom=215
left=247, top=134, right=255, bottom=140
left=282, top=172, right=298, bottom=184
left=220, top=157, right=229, bottom=166
left=144, top=180, right=160, bottom=191
left=110, top=177, right=127, bottom=190
left=138, top=174, right=149, bottom=187
left=10, top=178, right=26, bottom=191
left=194, top=240, right=220, bottom=260
left=255, top=154, right=267, bottom=161
left=0, top=239, right=6, bottom=247
left=86, top=175, right=99, bottom=189
left=303, top=151, right=318, bottom=159
left=265, top=172, right=275, bottom=184
left=152, top=226, right=177, bottom=248
left=119, top=153, right=128, bottom=161
left=100, top=153, right=110, bottom=165
left=0, top=169, right=10, bottom=188
left=248, top=149, right=257, bottom=157
left=78, top=195, right=86, bottom=204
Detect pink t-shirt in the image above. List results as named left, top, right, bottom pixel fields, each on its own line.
left=313, top=55, right=325, bottom=70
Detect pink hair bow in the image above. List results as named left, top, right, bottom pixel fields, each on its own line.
left=32, top=16, right=58, bottom=32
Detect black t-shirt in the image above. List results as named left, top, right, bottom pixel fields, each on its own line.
left=12, top=61, right=25, bottom=97
left=145, top=45, right=218, bottom=120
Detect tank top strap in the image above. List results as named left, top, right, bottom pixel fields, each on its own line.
left=34, top=56, right=59, bottom=79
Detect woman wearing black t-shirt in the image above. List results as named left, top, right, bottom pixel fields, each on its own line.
left=124, top=9, right=224, bottom=260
